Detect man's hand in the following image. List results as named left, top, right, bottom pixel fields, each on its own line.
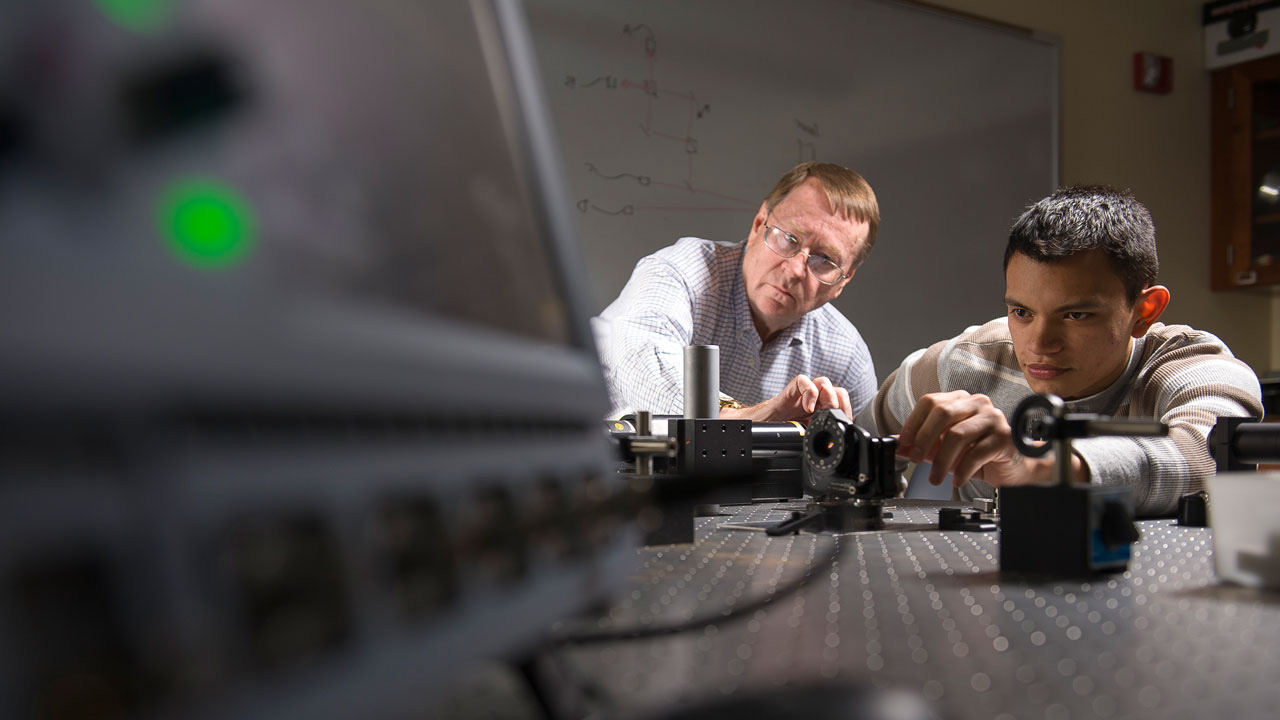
left=897, top=390, right=1087, bottom=487
left=721, top=374, right=852, bottom=423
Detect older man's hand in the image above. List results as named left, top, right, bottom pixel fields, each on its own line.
left=721, top=374, right=853, bottom=423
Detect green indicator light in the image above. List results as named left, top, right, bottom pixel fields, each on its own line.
left=94, top=0, right=174, bottom=33
left=159, top=179, right=255, bottom=269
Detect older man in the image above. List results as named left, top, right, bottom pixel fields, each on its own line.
left=594, top=162, right=880, bottom=422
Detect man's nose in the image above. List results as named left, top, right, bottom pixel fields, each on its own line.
left=1027, top=319, right=1063, bottom=354
left=783, top=249, right=810, bottom=277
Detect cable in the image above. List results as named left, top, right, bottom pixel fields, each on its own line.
left=546, top=531, right=842, bottom=646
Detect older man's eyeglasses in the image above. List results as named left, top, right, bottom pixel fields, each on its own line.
left=761, top=221, right=851, bottom=285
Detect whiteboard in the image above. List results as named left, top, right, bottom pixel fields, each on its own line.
left=526, top=0, right=1059, bottom=382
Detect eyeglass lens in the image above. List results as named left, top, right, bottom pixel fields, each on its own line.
left=764, top=226, right=843, bottom=283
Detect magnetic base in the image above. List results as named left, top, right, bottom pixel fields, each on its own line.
left=767, top=498, right=891, bottom=535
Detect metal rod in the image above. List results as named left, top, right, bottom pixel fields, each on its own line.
left=1081, top=419, right=1168, bottom=437
left=1054, top=437, right=1073, bottom=486
left=636, top=410, right=654, bottom=476
left=628, top=437, right=676, bottom=455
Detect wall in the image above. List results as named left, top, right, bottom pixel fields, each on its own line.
left=924, top=0, right=1277, bottom=376
left=527, top=0, right=1060, bottom=381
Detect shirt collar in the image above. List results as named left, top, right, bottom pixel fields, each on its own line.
left=771, top=322, right=807, bottom=349
left=1063, top=335, right=1145, bottom=415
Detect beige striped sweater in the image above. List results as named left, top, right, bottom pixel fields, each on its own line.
left=872, top=318, right=1264, bottom=517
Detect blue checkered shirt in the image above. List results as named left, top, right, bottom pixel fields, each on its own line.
left=592, top=237, right=877, bottom=418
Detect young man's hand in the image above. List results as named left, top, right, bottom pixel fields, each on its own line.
left=721, top=374, right=852, bottom=423
left=896, top=390, right=1088, bottom=487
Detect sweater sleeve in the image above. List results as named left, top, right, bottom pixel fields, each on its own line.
left=1073, top=336, right=1263, bottom=517
left=870, top=340, right=949, bottom=435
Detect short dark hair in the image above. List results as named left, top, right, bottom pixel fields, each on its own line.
left=1003, top=185, right=1158, bottom=304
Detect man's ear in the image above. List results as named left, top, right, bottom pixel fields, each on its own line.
left=750, top=202, right=770, bottom=239
left=1131, top=285, right=1170, bottom=337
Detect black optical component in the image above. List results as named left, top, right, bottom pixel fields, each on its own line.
left=802, top=409, right=899, bottom=501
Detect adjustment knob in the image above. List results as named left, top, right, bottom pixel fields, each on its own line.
left=1099, top=501, right=1140, bottom=548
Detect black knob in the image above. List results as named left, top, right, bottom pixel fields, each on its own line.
left=1176, top=490, right=1209, bottom=528
left=1099, top=501, right=1140, bottom=548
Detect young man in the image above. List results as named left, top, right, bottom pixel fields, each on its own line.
left=871, top=186, right=1263, bottom=516
left=595, top=162, right=880, bottom=422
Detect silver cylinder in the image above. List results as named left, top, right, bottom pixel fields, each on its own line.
left=635, top=410, right=654, bottom=476
left=683, top=345, right=719, bottom=419
left=1054, top=438, right=1073, bottom=487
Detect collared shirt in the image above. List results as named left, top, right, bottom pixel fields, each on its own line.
left=872, top=317, right=1265, bottom=517
left=593, top=237, right=877, bottom=418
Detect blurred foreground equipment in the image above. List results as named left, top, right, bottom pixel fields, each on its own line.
left=0, top=1, right=633, bottom=718
left=1000, top=394, right=1165, bottom=577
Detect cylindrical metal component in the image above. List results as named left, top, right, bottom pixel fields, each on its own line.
left=635, top=410, right=651, bottom=436
left=1082, top=419, right=1169, bottom=437
left=751, top=420, right=806, bottom=457
left=1054, top=438, right=1073, bottom=486
left=636, top=410, right=654, bottom=476
left=1232, top=422, right=1280, bottom=464
left=628, top=437, right=677, bottom=456
left=683, top=345, right=719, bottom=419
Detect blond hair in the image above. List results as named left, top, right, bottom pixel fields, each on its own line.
left=763, top=162, right=879, bottom=267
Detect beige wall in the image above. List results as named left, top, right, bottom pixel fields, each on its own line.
left=923, top=0, right=1277, bottom=376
